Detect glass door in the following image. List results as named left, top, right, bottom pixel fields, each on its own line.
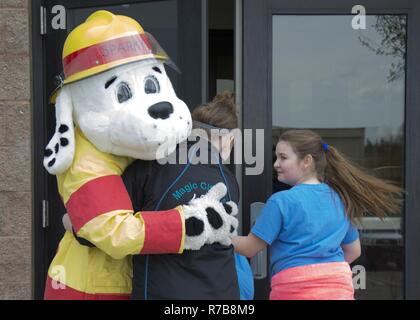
left=272, top=14, right=405, bottom=299
left=243, top=0, right=420, bottom=300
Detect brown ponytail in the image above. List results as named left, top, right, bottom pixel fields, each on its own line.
left=279, top=129, right=403, bottom=223
left=191, top=91, right=238, bottom=130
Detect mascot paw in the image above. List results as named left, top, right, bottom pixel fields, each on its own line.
left=183, top=183, right=239, bottom=250
left=217, top=200, right=239, bottom=247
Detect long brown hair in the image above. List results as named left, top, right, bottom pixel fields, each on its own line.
left=279, top=129, right=403, bottom=222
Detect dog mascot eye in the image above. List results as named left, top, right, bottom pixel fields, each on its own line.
left=144, top=75, right=160, bottom=94
left=117, top=82, right=132, bottom=103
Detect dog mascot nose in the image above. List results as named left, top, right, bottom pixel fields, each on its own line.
left=148, top=102, right=174, bottom=120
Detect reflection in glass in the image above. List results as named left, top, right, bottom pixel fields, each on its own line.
left=272, top=15, right=406, bottom=299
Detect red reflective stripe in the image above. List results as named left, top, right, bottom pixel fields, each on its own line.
left=140, top=209, right=183, bottom=254
left=63, top=34, right=152, bottom=78
left=66, top=175, right=133, bottom=232
left=44, top=276, right=130, bottom=300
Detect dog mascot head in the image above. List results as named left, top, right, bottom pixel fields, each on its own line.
left=44, top=10, right=192, bottom=174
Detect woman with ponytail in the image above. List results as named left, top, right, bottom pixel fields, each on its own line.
left=233, top=129, right=402, bottom=300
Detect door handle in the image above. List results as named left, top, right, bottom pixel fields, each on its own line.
left=250, top=202, right=267, bottom=279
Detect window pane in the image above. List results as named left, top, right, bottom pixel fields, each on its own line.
left=272, top=15, right=406, bottom=299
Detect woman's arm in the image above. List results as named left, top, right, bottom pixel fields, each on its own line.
left=341, top=238, right=361, bottom=264
left=232, top=233, right=267, bottom=258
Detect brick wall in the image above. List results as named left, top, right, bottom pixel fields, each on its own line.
left=0, top=0, right=31, bottom=299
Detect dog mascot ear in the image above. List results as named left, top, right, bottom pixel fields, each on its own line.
left=43, top=87, right=75, bottom=175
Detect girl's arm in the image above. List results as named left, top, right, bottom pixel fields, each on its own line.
left=341, top=238, right=361, bottom=264
left=232, top=233, right=267, bottom=258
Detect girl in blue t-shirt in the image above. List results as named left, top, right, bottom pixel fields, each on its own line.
left=233, top=129, right=402, bottom=300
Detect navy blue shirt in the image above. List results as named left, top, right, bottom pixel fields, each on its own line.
left=123, top=140, right=241, bottom=299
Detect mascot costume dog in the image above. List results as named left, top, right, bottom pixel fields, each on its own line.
left=43, top=10, right=238, bottom=299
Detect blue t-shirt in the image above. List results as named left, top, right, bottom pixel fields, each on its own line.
left=234, top=253, right=254, bottom=300
left=251, top=183, right=359, bottom=277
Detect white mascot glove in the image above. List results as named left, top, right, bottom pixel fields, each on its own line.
left=182, top=183, right=239, bottom=250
